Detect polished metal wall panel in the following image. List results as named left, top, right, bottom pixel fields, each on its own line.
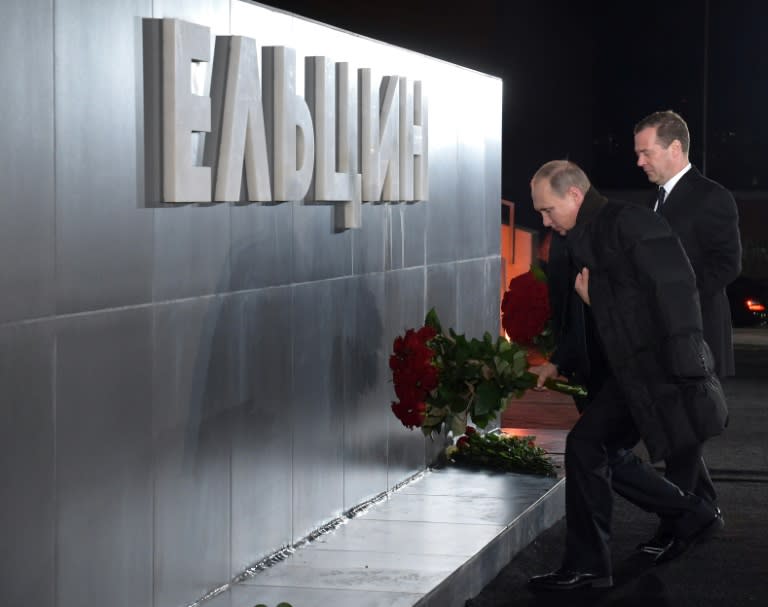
left=55, top=308, right=153, bottom=607
left=425, top=262, right=460, bottom=462
left=229, top=203, right=295, bottom=291
left=0, top=1, right=55, bottom=323
left=457, top=258, right=502, bottom=431
left=387, top=205, right=406, bottom=270
left=153, top=0, right=230, bottom=29
left=456, top=258, right=499, bottom=337
left=384, top=268, right=429, bottom=484
left=403, top=202, right=429, bottom=269
left=456, top=139, right=491, bottom=261
left=390, top=200, right=428, bottom=271
left=152, top=205, right=232, bottom=301
left=1, top=2, right=502, bottom=604
left=424, top=121, right=460, bottom=266
left=426, top=262, right=459, bottom=330
left=0, top=322, right=55, bottom=607
left=352, top=203, right=388, bottom=275
left=151, top=296, right=235, bottom=606
left=292, top=203, right=354, bottom=283
left=291, top=279, right=347, bottom=536
left=231, top=287, right=294, bottom=573
left=483, top=87, right=503, bottom=257
left=54, top=0, right=154, bottom=314
left=342, top=273, right=389, bottom=507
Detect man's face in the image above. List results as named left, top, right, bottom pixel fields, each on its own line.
left=634, top=126, right=677, bottom=185
left=531, top=179, right=581, bottom=236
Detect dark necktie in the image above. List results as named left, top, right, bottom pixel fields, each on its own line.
left=656, top=186, right=666, bottom=212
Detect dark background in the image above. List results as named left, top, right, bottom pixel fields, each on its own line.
left=256, top=0, right=768, bottom=234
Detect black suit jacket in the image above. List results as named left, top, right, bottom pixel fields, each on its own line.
left=654, top=166, right=742, bottom=376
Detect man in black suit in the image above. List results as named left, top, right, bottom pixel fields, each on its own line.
left=632, top=109, right=742, bottom=555
left=527, top=161, right=726, bottom=591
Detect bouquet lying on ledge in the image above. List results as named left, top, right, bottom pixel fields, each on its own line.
left=446, top=427, right=557, bottom=477
left=389, top=307, right=586, bottom=438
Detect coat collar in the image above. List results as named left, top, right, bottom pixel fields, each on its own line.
left=574, top=185, right=608, bottom=227
left=564, top=186, right=607, bottom=258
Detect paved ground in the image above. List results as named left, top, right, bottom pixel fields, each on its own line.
left=466, top=343, right=768, bottom=606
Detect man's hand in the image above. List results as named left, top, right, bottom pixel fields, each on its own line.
left=575, top=267, right=590, bottom=305
left=528, top=361, right=560, bottom=389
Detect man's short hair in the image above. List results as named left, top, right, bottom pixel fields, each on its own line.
left=532, top=160, right=591, bottom=196
left=634, top=110, right=691, bottom=155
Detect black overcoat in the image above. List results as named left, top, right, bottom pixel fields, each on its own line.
left=565, top=188, right=728, bottom=462
left=651, top=167, right=742, bottom=377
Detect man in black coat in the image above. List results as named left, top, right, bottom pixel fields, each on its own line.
left=527, top=160, right=726, bottom=591
left=634, top=110, right=741, bottom=377
left=633, top=110, right=741, bottom=554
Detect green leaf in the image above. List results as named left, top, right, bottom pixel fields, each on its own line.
left=474, top=380, right=502, bottom=416
left=471, top=413, right=491, bottom=428
left=450, top=399, right=469, bottom=413
left=494, top=357, right=510, bottom=376
left=424, top=308, right=442, bottom=332
left=530, top=264, right=548, bottom=283
left=511, top=349, right=528, bottom=374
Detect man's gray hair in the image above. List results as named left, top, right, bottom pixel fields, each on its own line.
left=532, top=160, right=591, bottom=196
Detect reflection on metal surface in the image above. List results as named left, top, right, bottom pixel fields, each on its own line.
left=186, top=469, right=429, bottom=607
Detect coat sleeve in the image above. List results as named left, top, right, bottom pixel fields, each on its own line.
left=691, top=185, right=742, bottom=296
left=616, top=207, right=712, bottom=378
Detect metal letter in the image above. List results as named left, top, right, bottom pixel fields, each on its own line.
left=162, top=19, right=211, bottom=203
left=398, top=77, right=414, bottom=202
left=413, top=81, right=429, bottom=201
left=262, top=46, right=315, bottom=201
left=305, top=57, right=361, bottom=228
left=207, top=35, right=272, bottom=202
left=360, top=70, right=400, bottom=202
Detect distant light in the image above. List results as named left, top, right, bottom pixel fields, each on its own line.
left=745, top=298, right=766, bottom=312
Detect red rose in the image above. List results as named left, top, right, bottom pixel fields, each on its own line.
left=456, top=436, right=470, bottom=450
left=465, top=426, right=477, bottom=435
left=394, top=381, right=427, bottom=403
left=417, top=326, right=437, bottom=342
left=501, top=269, right=551, bottom=345
left=391, top=400, right=426, bottom=428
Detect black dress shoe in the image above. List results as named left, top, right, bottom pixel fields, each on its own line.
left=655, top=512, right=725, bottom=564
left=529, top=568, right=613, bottom=591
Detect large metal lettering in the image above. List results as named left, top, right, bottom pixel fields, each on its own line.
left=413, top=81, right=429, bottom=201
left=263, top=46, right=315, bottom=201
left=158, top=18, right=429, bottom=222
left=399, top=78, right=428, bottom=202
left=162, top=19, right=211, bottom=203
left=305, top=57, right=361, bottom=228
left=207, top=36, right=271, bottom=202
left=360, top=70, right=400, bottom=202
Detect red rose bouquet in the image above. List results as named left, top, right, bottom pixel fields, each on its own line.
left=389, top=308, right=585, bottom=438
left=447, top=426, right=557, bottom=477
left=501, top=266, right=555, bottom=357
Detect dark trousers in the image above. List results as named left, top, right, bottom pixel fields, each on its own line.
left=656, top=445, right=717, bottom=535
left=562, top=378, right=714, bottom=575
left=665, top=446, right=717, bottom=505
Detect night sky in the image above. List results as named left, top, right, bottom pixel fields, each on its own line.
left=257, top=0, right=768, bottom=229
